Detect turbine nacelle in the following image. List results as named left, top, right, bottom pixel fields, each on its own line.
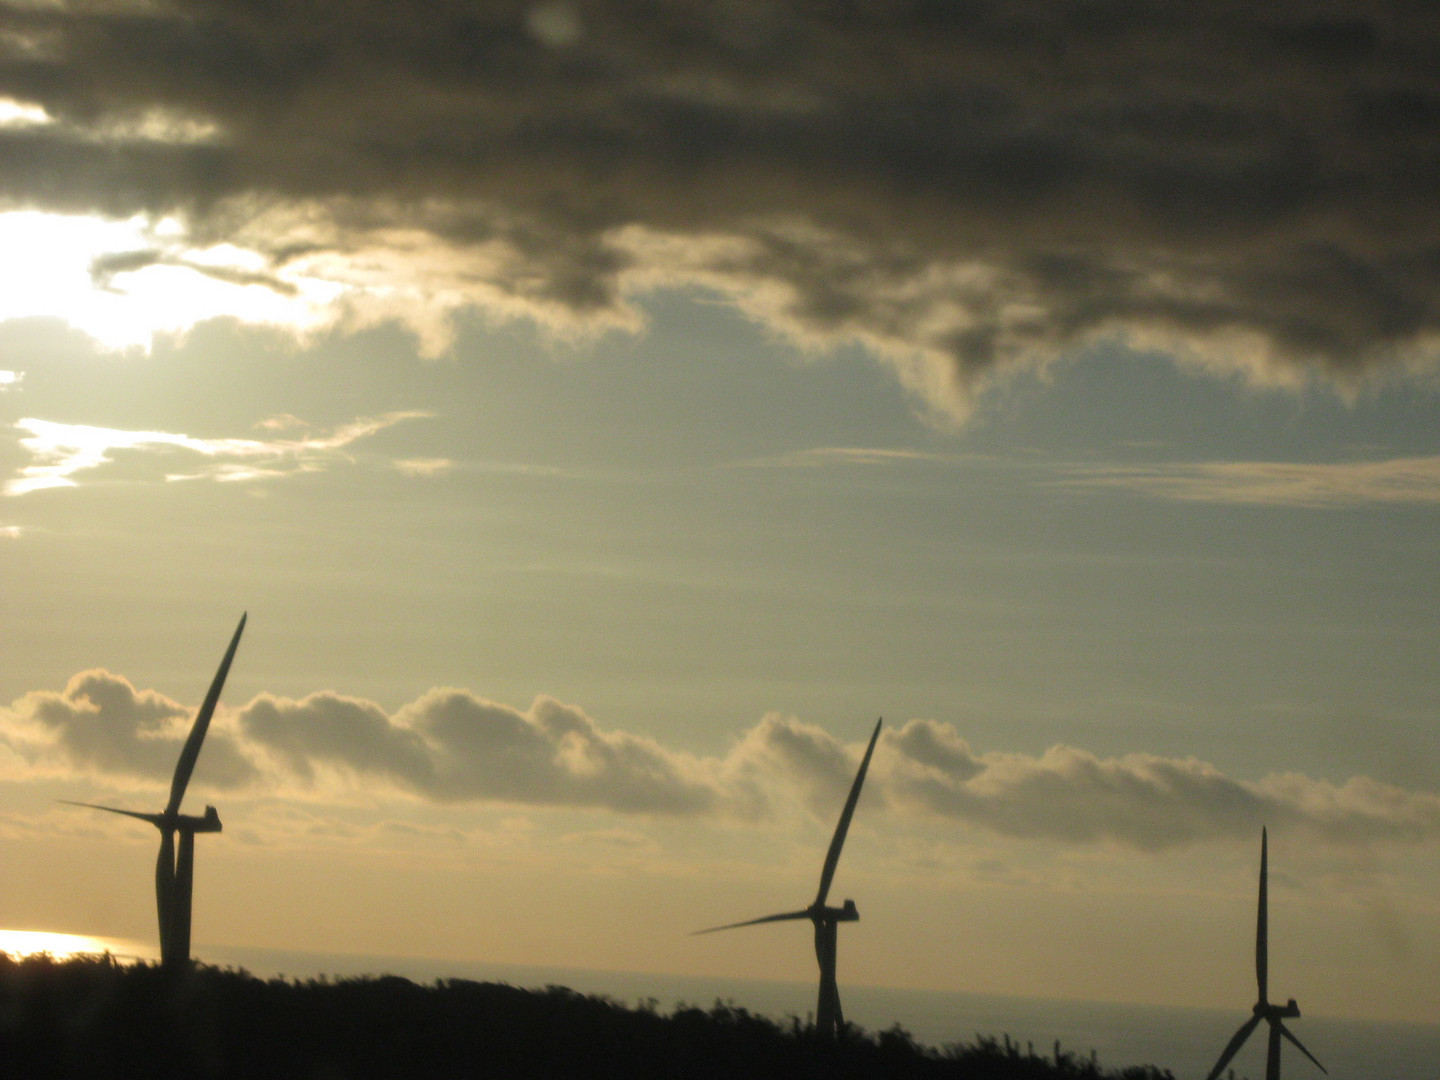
left=1255, top=999, right=1301, bottom=1020
left=814, top=898, right=859, bottom=923
left=177, top=805, right=223, bottom=834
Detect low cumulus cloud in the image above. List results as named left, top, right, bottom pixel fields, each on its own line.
left=239, top=688, right=723, bottom=815
left=2, top=669, right=259, bottom=790
left=3, top=675, right=1437, bottom=849
left=1, top=3, right=1437, bottom=417
left=5, top=411, right=430, bottom=495
left=880, top=720, right=1440, bottom=848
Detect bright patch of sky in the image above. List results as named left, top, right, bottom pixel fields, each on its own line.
left=0, top=211, right=348, bottom=350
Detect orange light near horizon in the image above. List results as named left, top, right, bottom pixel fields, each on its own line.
left=0, top=929, right=156, bottom=962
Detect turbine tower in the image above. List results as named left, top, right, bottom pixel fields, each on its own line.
left=1205, top=827, right=1328, bottom=1080
left=695, top=718, right=882, bottom=1037
left=66, top=613, right=246, bottom=970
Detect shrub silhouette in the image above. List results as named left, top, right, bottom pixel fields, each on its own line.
left=0, top=953, right=1175, bottom=1080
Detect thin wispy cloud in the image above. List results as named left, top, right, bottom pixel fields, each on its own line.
left=1061, top=456, right=1440, bottom=508
left=733, top=447, right=974, bottom=470
left=5, top=412, right=431, bottom=496
left=6, top=674, right=1436, bottom=850
left=393, top=457, right=454, bottom=478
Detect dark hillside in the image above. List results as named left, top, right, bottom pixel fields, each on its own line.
left=0, top=953, right=1174, bottom=1080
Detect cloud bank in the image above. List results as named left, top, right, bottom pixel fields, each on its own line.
left=5, top=673, right=1437, bottom=849
left=1, top=3, right=1438, bottom=417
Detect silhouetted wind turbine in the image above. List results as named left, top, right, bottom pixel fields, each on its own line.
left=1205, top=827, right=1327, bottom=1080
left=695, top=718, right=882, bottom=1037
left=65, top=614, right=246, bottom=970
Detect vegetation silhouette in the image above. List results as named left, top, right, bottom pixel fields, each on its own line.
left=0, top=953, right=1177, bottom=1080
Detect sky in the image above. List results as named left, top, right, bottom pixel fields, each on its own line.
left=0, top=0, right=1437, bottom=1028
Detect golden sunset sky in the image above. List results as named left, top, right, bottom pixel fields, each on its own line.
left=0, top=0, right=1437, bottom=1026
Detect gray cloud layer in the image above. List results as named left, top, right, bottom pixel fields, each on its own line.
left=2, top=3, right=1438, bottom=414
left=5, top=672, right=1437, bottom=849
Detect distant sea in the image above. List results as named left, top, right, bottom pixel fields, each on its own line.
left=195, top=943, right=1437, bottom=1080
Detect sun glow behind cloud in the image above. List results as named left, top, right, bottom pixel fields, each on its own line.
left=0, top=210, right=348, bottom=350
left=0, top=97, right=48, bottom=128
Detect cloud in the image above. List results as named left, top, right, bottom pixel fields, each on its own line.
left=0, top=369, right=20, bottom=390
left=733, top=447, right=971, bottom=470
left=879, top=719, right=1440, bottom=849
left=393, top=457, right=453, bottom=477
left=4, top=411, right=430, bottom=495
left=90, top=247, right=299, bottom=296
left=4, top=676, right=1437, bottom=850
left=0, top=4, right=1437, bottom=417
left=2, top=669, right=258, bottom=791
left=241, top=688, right=721, bottom=815
left=1059, top=455, right=1440, bottom=507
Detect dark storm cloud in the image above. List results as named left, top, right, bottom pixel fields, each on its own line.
left=2, top=1, right=1437, bottom=412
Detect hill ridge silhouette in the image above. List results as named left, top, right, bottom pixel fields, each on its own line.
left=0, top=952, right=1178, bottom=1080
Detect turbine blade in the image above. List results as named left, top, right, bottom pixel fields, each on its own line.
left=814, top=718, right=882, bottom=908
left=817, top=968, right=843, bottom=1034
left=1278, top=1023, right=1328, bottom=1075
left=59, top=800, right=163, bottom=826
left=170, top=830, right=195, bottom=968
left=155, top=829, right=175, bottom=964
left=1205, top=1013, right=1263, bottom=1080
left=1256, top=826, right=1269, bottom=1005
left=166, top=613, right=246, bottom=816
left=692, top=908, right=813, bottom=935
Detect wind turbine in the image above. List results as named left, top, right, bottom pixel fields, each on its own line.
left=695, top=718, right=882, bottom=1037
left=1205, top=827, right=1327, bottom=1080
left=65, top=613, right=246, bottom=970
